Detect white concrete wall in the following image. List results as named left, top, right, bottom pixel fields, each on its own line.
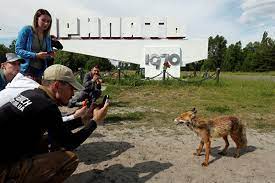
left=58, top=18, right=80, bottom=38
left=53, top=16, right=207, bottom=78
left=101, top=17, right=121, bottom=38
left=59, top=39, right=208, bottom=67
left=54, top=16, right=186, bottom=39
left=144, top=46, right=181, bottom=79
left=121, top=17, right=143, bottom=38
left=79, top=17, right=100, bottom=38
left=166, top=17, right=185, bottom=38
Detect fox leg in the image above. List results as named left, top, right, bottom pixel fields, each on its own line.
left=230, top=134, right=241, bottom=158
left=193, top=140, right=204, bottom=156
left=218, top=136, right=229, bottom=155
left=202, top=138, right=211, bottom=166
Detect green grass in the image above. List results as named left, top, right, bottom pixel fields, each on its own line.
left=221, top=71, right=275, bottom=76
left=205, top=105, right=232, bottom=113
left=102, top=73, right=275, bottom=132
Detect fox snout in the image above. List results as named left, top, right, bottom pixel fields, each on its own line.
left=175, top=109, right=196, bottom=126
left=174, top=118, right=185, bottom=125
left=174, top=118, right=190, bottom=126
left=174, top=118, right=182, bottom=125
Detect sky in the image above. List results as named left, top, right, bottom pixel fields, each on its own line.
left=0, top=0, right=275, bottom=47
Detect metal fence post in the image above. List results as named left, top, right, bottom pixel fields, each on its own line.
left=118, top=67, right=121, bottom=82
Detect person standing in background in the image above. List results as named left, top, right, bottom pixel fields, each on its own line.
left=16, top=9, right=53, bottom=83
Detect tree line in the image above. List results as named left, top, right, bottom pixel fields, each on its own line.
left=186, top=31, right=275, bottom=72
left=0, top=40, right=113, bottom=72
left=1, top=31, right=275, bottom=72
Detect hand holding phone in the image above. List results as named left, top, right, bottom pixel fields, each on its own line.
left=47, top=51, right=55, bottom=57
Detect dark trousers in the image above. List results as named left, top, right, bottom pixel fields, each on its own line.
left=68, top=90, right=102, bottom=107
left=0, top=151, right=78, bottom=183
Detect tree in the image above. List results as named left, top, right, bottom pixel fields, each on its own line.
left=241, top=42, right=257, bottom=71
left=223, top=41, right=243, bottom=71
left=242, top=32, right=275, bottom=72
left=202, top=35, right=227, bottom=71
left=54, top=50, right=113, bottom=72
left=128, top=63, right=139, bottom=70
left=84, top=57, right=113, bottom=71
left=0, top=40, right=16, bottom=55
left=9, top=40, right=16, bottom=52
left=0, top=44, right=9, bottom=56
left=258, top=31, right=275, bottom=71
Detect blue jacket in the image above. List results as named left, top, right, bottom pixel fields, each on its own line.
left=15, top=25, right=52, bottom=75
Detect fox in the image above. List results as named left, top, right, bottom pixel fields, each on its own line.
left=174, top=108, right=247, bottom=166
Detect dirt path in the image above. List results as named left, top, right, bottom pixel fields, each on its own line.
left=65, top=125, right=275, bottom=183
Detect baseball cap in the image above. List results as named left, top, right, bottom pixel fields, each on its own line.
left=4, top=53, right=25, bottom=63
left=43, top=64, right=84, bottom=90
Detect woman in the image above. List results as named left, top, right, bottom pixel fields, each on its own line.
left=16, top=9, right=53, bottom=82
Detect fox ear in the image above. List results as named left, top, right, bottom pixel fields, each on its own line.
left=192, top=108, right=197, bottom=114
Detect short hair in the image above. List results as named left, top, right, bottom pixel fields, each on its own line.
left=93, top=65, right=100, bottom=70
left=32, top=9, right=52, bottom=36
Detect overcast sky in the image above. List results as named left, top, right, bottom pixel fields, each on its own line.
left=0, top=0, right=275, bottom=46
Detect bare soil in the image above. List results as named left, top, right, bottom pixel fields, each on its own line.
left=63, top=106, right=275, bottom=183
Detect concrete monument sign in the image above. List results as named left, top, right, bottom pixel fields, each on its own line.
left=51, top=16, right=208, bottom=79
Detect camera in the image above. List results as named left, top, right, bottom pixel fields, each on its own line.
left=47, top=55, right=55, bottom=66
left=102, top=95, right=110, bottom=104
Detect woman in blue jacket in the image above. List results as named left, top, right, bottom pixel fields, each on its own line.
left=16, top=9, right=53, bottom=82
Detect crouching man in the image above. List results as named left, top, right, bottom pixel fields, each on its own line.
left=0, top=64, right=109, bottom=183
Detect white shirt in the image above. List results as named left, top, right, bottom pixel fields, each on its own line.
left=0, top=73, right=75, bottom=122
left=0, top=73, right=39, bottom=107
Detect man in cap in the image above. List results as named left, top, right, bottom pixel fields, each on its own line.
left=0, top=53, right=25, bottom=90
left=0, top=64, right=109, bottom=182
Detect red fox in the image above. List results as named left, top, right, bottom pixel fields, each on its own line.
left=174, top=108, right=247, bottom=166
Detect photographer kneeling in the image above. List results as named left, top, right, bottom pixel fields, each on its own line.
left=68, top=65, right=102, bottom=108
left=0, top=64, right=109, bottom=182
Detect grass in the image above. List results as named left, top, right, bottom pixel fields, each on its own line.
left=102, top=72, right=275, bottom=132
left=205, top=105, right=232, bottom=113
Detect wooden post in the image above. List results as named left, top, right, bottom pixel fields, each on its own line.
left=163, top=69, right=166, bottom=81
left=216, top=68, right=221, bottom=84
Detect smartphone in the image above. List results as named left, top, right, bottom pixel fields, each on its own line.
left=102, top=95, right=110, bottom=104
left=47, top=51, right=54, bottom=55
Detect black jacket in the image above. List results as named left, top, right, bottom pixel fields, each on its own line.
left=0, top=87, right=97, bottom=164
left=83, top=72, right=101, bottom=93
